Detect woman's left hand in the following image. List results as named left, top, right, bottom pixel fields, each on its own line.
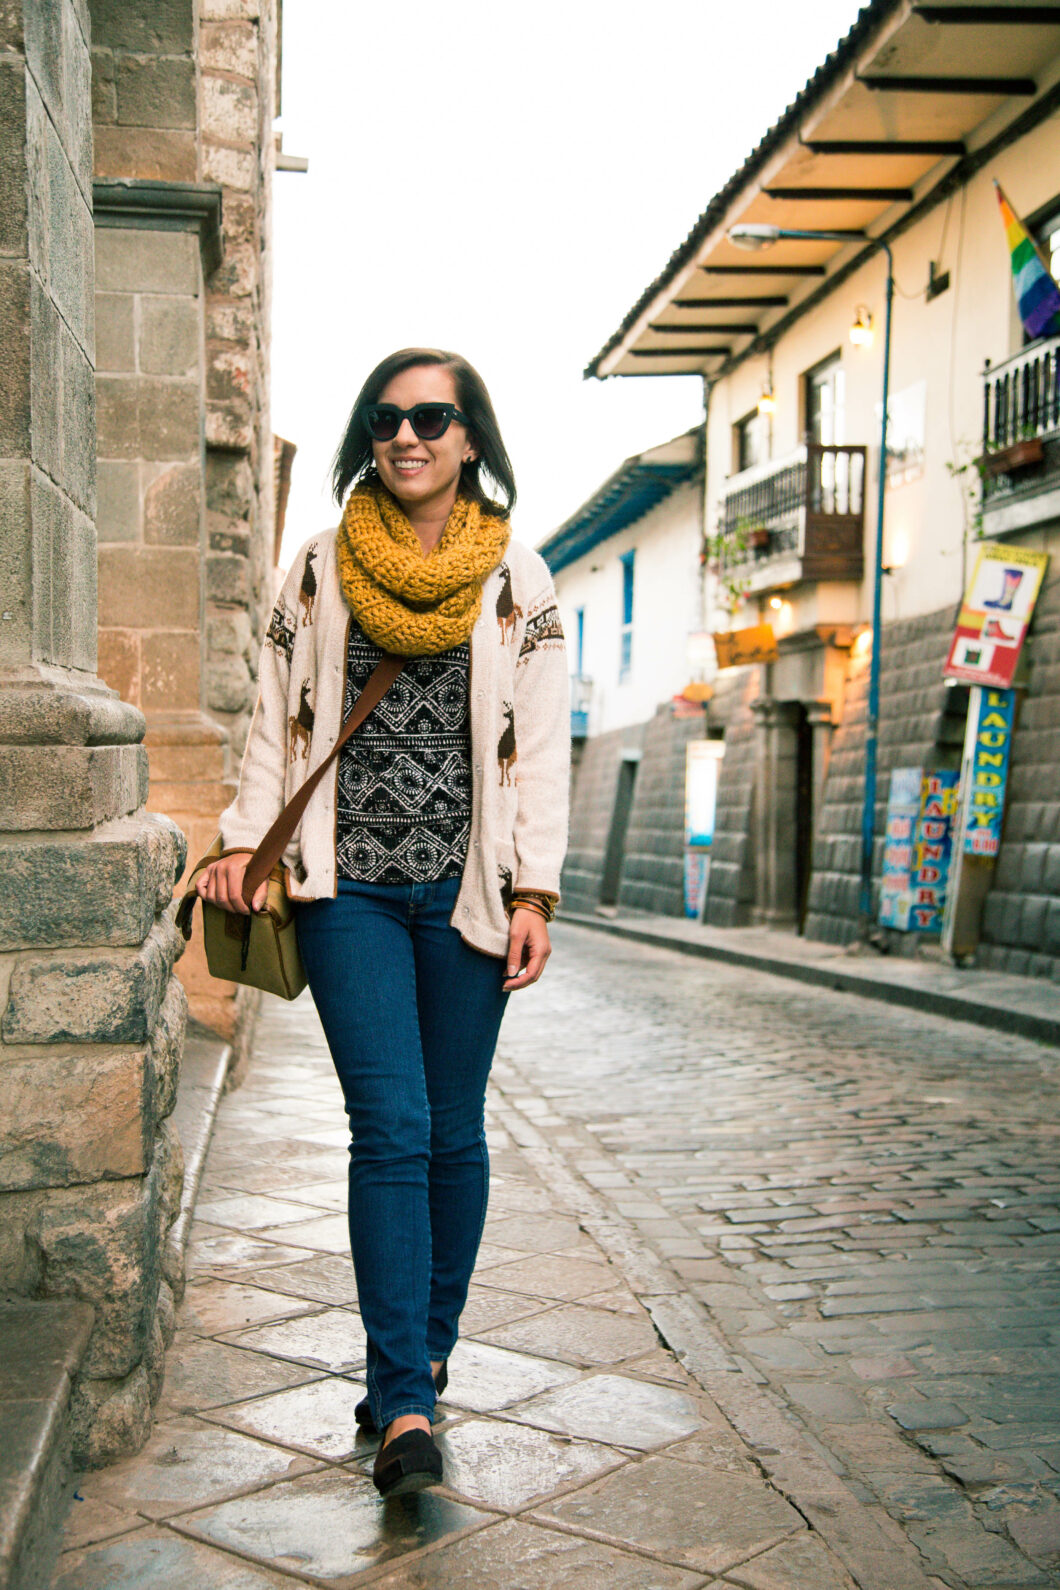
left=503, top=908, right=552, bottom=992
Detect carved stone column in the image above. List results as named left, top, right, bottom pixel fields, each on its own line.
left=0, top=0, right=186, bottom=1466
left=805, top=698, right=835, bottom=841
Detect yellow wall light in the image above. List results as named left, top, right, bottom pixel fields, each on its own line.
left=849, top=306, right=874, bottom=348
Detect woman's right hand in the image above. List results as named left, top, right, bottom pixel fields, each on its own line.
left=195, top=851, right=267, bottom=915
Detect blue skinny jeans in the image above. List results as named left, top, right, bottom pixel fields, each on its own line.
left=295, top=876, right=508, bottom=1430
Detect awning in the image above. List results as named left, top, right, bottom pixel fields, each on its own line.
left=587, top=1, right=1060, bottom=382
left=537, top=432, right=700, bottom=574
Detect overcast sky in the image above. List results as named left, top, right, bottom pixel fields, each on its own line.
left=271, top=0, right=861, bottom=566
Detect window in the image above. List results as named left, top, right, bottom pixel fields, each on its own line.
left=1034, top=200, right=1060, bottom=282
left=574, top=606, right=585, bottom=675
left=734, top=409, right=767, bottom=473
left=804, top=352, right=845, bottom=446
left=1027, top=198, right=1060, bottom=345
left=619, top=550, right=635, bottom=682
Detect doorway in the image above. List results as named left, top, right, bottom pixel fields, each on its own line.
left=600, top=755, right=639, bottom=907
left=794, top=704, right=814, bottom=932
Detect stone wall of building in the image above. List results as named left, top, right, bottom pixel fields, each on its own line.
left=0, top=0, right=187, bottom=1467
left=702, top=669, right=758, bottom=929
left=563, top=724, right=646, bottom=913
left=618, top=705, right=707, bottom=917
left=90, top=0, right=278, bottom=1048
left=978, top=563, right=1060, bottom=979
left=200, top=0, right=277, bottom=761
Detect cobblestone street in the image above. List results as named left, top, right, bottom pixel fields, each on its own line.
left=54, top=925, right=1060, bottom=1588
left=498, top=925, right=1060, bottom=1588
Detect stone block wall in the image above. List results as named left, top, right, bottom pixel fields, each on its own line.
left=703, top=669, right=758, bottom=929
left=0, top=0, right=188, bottom=1468
left=88, top=0, right=199, bottom=184
left=618, top=705, right=708, bottom=917
left=90, top=0, right=279, bottom=1049
left=563, top=724, right=646, bottom=913
left=95, top=223, right=207, bottom=720
left=201, top=0, right=277, bottom=761
left=979, top=555, right=1060, bottom=980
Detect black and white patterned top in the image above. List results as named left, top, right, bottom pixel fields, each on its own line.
left=335, top=620, right=472, bottom=884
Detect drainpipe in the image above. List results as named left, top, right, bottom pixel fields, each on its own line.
left=698, top=377, right=713, bottom=636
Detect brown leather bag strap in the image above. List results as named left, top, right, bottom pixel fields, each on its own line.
left=241, top=653, right=404, bottom=909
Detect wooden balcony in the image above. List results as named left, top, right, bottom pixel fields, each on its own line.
left=717, top=443, right=866, bottom=596
left=981, top=335, right=1060, bottom=529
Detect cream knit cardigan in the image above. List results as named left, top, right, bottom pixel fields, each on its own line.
left=219, top=530, right=570, bottom=958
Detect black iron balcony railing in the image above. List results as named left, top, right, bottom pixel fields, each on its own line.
left=981, top=335, right=1060, bottom=510
left=717, top=442, right=866, bottom=591
left=983, top=334, right=1060, bottom=452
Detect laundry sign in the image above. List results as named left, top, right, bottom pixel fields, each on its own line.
left=962, top=687, right=1016, bottom=858
left=944, top=542, right=1048, bottom=689
left=879, top=767, right=959, bottom=933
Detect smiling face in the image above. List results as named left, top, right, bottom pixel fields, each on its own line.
left=371, top=364, right=476, bottom=523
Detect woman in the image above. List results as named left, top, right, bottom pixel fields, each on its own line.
left=196, top=348, right=569, bottom=1497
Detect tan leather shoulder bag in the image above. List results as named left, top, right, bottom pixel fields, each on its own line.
left=176, top=654, right=404, bottom=1000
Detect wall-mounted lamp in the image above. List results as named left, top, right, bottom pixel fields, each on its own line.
left=768, top=595, right=783, bottom=610
left=849, top=306, right=874, bottom=347
left=757, top=386, right=776, bottom=416
left=883, top=527, right=910, bottom=574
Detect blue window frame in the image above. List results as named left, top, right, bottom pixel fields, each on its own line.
left=619, top=550, right=635, bottom=681
left=575, top=606, right=585, bottom=675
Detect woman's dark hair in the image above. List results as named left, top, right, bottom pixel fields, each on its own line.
left=331, top=347, right=517, bottom=518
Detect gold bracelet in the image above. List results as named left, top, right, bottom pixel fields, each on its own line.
left=509, top=893, right=556, bottom=923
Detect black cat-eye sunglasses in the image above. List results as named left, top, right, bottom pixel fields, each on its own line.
left=362, top=402, right=470, bottom=443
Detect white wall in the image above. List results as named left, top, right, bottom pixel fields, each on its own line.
left=705, top=115, right=1059, bottom=639
left=553, top=479, right=703, bottom=735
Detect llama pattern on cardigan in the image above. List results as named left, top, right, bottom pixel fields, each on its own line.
left=266, top=595, right=297, bottom=663
left=497, top=701, right=517, bottom=786
left=219, top=529, right=570, bottom=959
left=498, top=863, right=513, bottom=914
left=495, top=562, right=523, bottom=646
left=298, top=544, right=318, bottom=626
left=518, top=591, right=564, bottom=662
left=288, top=679, right=314, bottom=761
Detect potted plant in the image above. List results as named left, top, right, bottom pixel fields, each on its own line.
left=976, top=420, right=1044, bottom=479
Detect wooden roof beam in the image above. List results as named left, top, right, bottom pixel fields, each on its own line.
left=860, top=74, right=1036, bottom=93
left=675, top=297, right=789, bottom=307
left=629, top=347, right=730, bottom=358
left=650, top=322, right=759, bottom=335
left=699, top=264, right=827, bottom=276
left=913, top=5, right=1060, bottom=21
left=803, top=139, right=965, bottom=155
left=765, top=186, right=914, bottom=201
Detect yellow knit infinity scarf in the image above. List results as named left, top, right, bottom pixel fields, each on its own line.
left=336, top=484, right=510, bottom=656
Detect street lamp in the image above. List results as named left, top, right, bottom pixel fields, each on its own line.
left=727, top=222, right=894, bottom=939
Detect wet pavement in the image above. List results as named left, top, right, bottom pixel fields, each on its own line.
left=498, top=924, right=1060, bottom=1588
left=54, top=923, right=1060, bottom=1587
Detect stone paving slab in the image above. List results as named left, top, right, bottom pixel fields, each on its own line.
left=55, top=989, right=879, bottom=1590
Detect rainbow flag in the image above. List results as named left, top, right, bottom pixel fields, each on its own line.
left=995, top=180, right=1060, bottom=341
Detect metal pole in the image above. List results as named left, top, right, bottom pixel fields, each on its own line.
left=858, top=244, right=894, bottom=933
